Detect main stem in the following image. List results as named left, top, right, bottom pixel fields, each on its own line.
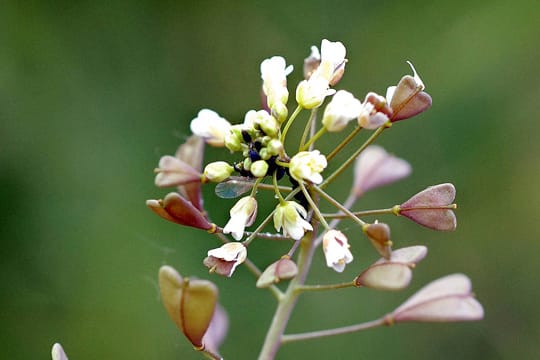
left=258, top=209, right=319, bottom=359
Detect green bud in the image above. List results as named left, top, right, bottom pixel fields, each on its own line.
left=251, top=160, right=269, bottom=177
left=267, top=139, right=283, bottom=156
left=203, top=161, right=234, bottom=183
left=259, top=114, right=280, bottom=138
left=259, top=148, right=271, bottom=160
left=243, top=157, right=252, bottom=171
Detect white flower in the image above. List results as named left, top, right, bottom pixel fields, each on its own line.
left=204, top=242, right=247, bottom=277
left=313, top=39, right=347, bottom=84
left=296, top=77, right=335, bottom=109
left=322, top=230, right=353, bottom=272
left=223, top=196, right=258, bottom=240
left=296, top=39, right=346, bottom=109
left=273, top=201, right=313, bottom=240
left=322, top=90, right=363, bottom=132
left=261, top=56, right=293, bottom=108
left=289, top=150, right=327, bottom=184
left=190, top=109, right=231, bottom=147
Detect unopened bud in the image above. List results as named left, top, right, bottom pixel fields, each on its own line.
left=203, top=162, right=234, bottom=183
left=267, top=139, right=284, bottom=156
left=251, top=160, right=269, bottom=178
left=258, top=114, right=280, bottom=137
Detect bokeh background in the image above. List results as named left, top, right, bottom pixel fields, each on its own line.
left=1, top=0, right=538, bottom=359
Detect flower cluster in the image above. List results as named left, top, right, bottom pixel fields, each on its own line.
left=144, top=39, right=482, bottom=359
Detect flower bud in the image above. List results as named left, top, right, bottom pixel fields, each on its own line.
left=353, top=145, right=411, bottom=197
left=322, top=230, right=354, bottom=272
left=190, top=109, right=231, bottom=147
left=388, top=274, right=484, bottom=323
left=223, top=196, right=258, bottom=240
left=399, top=183, right=457, bottom=231
left=258, top=113, right=280, bottom=138
left=250, top=160, right=269, bottom=178
left=363, top=222, right=392, bottom=259
left=260, top=56, right=293, bottom=114
left=271, top=98, right=289, bottom=123
left=154, top=155, right=202, bottom=188
left=258, top=148, right=271, bottom=160
left=386, top=61, right=432, bottom=122
left=203, top=161, right=234, bottom=183
left=204, top=242, right=247, bottom=277
left=224, top=129, right=243, bottom=152
left=146, top=192, right=215, bottom=231
left=267, top=139, right=284, bottom=156
left=51, top=343, right=68, bottom=360
left=256, top=257, right=298, bottom=288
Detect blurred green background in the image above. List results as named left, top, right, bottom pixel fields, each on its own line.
left=1, top=0, right=538, bottom=359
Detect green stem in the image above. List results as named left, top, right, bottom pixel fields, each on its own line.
left=242, top=231, right=292, bottom=241
left=257, top=229, right=319, bottom=360
left=258, top=185, right=320, bottom=359
left=312, top=186, right=366, bottom=227
left=200, top=347, right=223, bottom=360
left=273, top=171, right=286, bottom=204
left=320, top=122, right=390, bottom=189
left=299, top=108, right=318, bottom=151
left=326, top=125, right=362, bottom=161
left=280, top=105, right=302, bottom=145
left=295, top=281, right=356, bottom=293
left=250, top=178, right=263, bottom=197
left=323, top=207, right=396, bottom=219
left=301, top=127, right=327, bottom=151
left=280, top=318, right=386, bottom=344
left=322, top=204, right=458, bottom=219
left=299, top=181, right=329, bottom=229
